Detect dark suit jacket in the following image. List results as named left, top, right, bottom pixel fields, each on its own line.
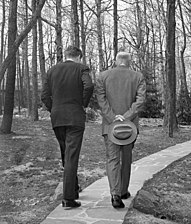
left=41, top=60, right=94, bottom=128
left=96, top=65, right=146, bottom=135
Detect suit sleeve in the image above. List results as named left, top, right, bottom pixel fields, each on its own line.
left=81, top=66, right=94, bottom=108
left=41, top=71, right=52, bottom=112
left=123, top=73, right=146, bottom=120
left=96, top=75, right=116, bottom=124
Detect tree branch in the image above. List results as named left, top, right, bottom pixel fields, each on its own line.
left=0, top=0, right=46, bottom=83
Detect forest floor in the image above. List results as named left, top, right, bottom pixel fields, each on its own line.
left=0, top=110, right=191, bottom=224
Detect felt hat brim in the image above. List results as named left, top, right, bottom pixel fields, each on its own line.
left=108, top=120, right=137, bottom=145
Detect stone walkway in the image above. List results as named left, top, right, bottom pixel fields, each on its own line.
left=41, top=140, right=191, bottom=224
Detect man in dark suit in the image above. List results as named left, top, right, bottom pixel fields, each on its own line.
left=41, top=46, right=94, bottom=208
left=96, top=51, right=146, bottom=208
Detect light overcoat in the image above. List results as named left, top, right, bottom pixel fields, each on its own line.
left=96, top=65, right=146, bottom=135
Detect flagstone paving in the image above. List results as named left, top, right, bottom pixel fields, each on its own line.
left=41, top=140, right=191, bottom=224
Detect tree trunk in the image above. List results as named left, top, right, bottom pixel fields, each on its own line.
left=19, top=49, right=25, bottom=108
left=165, top=0, right=177, bottom=137
left=156, top=0, right=166, bottom=117
left=80, top=0, right=86, bottom=64
left=24, top=0, right=32, bottom=116
left=56, top=0, right=63, bottom=63
left=113, top=0, right=118, bottom=60
left=71, top=0, right=80, bottom=47
left=0, top=0, right=18, bottom=134
left=1, top=78, right=5, bottom=114
left=31, top=0, right=39, bottom=121
left=38, top=15, right=46, bottom=86
left=16, top=51, right=22, bottom=114
left=96, top=0, right=104, bottom=71
left=0, top=0, right=46, bottom=84
left=38, top=10, right=46, bottom=110
left=135, top=0, right=143, bottom=69
left=48, top=26, right=55, bottom=67
left=0, top=0, right=5, bottom=115
left=177, top=0, right=191, bottom=124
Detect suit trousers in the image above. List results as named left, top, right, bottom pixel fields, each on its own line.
left=104, top=135, right=134, bottom=196
left=54, top=125, right=84, bottom=200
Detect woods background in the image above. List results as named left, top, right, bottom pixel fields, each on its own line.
left=0, top=0, right=190, bottom=136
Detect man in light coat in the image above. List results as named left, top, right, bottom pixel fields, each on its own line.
left=96, top=52, right=146, bottom=208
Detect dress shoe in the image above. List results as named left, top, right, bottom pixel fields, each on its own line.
left=62, top=199, right=81, bottom=208
left=121, top=191, right=131, bottom=199
left=111, top=195, right=125, bottom=208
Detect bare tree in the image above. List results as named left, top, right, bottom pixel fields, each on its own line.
left=96, top=0, right=104, bottom=71
left=177, top=0, right=191, bottom=124
left=84, top=0, right=105, bottom=71
left=31, top=0, right=39, bottom=121
left=0, top=0, right=18, bottom=134
left=23, top=0, right=32, bottom=116
left=165, top=0, right=177, bottom=137
left=38, top=3, right=46, bottom=86
left=0, top=0, right=46, bottom=84
left=56, top=0, right=63, bottom=62
left=41, top=1, right=63, bottom=63
left=16, top=50, right=23, bottom=114
left=0, top=0, right=5, bottom=115
left=80, top=0, right=86, bottom=64
left=113, top=0, right=118, bottom=60
left=0, top=0, right=5, bottom=66
left=71, top=0, right=80, bottom=47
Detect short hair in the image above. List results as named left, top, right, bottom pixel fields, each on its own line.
left=64, top=46, right=83, bottom=59
left=116, top=52, right=131, bottom=67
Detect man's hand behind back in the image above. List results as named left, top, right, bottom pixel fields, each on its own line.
left=113, top=115, right=125, bottom=122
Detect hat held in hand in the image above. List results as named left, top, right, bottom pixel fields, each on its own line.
left=108, top=120, right=137, bottom=145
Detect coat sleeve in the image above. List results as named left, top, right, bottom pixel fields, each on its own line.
left=123, top=73, right=146, bottom=120
left=41, top=71, right=52, bottom=112
left=96, top=74, right=116, bottom=124
left=81, top=66, right=94, bottom=108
